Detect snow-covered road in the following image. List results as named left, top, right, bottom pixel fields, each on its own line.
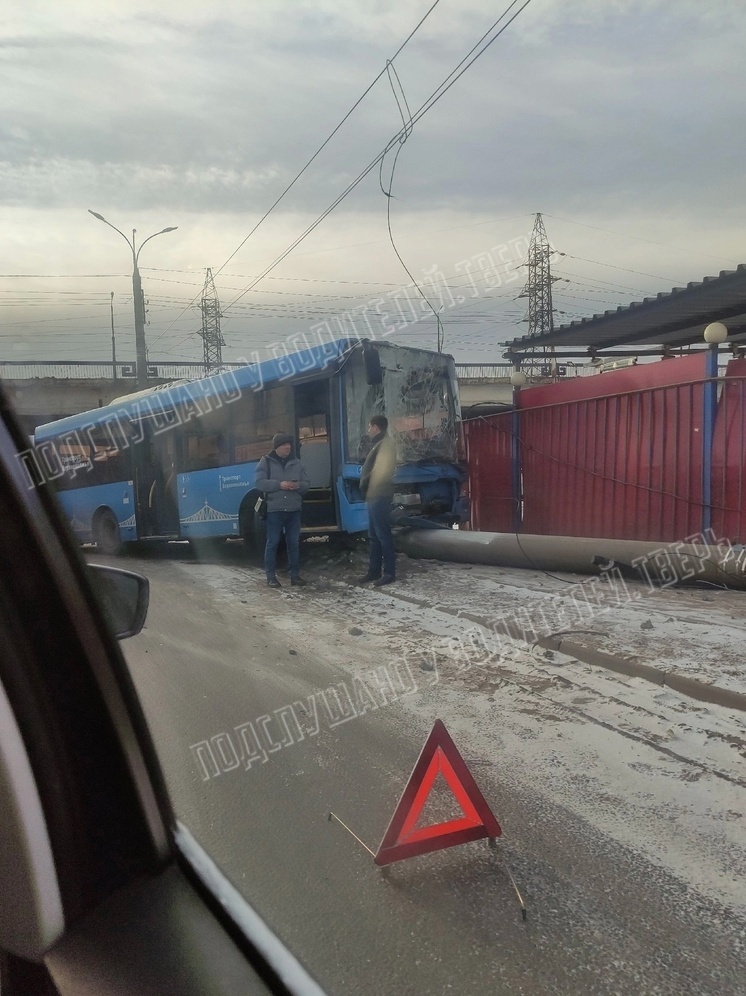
left=183, top=545, right=746, bottom=914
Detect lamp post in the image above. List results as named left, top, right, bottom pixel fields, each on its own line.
left=88, top=210, right=177, bottom=389
left=509, top=365, right=526, bottom=533
left=702, top=322, right=728, bottom=536
left=110, top=291, right=117, bottom=380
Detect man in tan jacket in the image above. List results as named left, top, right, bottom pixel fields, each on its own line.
left=357, top=415, right=397, bottom=587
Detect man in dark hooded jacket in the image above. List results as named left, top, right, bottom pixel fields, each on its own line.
left=357, top=415, right=397, bottom=586
left=255, top=433, right=310, bottom=588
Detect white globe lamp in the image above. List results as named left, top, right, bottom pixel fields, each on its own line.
left=510, top=370, right=527, bottom=388
left=703, top=322, right=728, bottom=344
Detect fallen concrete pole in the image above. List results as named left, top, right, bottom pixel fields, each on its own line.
left=397, top=529, right=746, bottom=590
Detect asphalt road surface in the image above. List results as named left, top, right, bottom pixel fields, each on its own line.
left=101, top=542, right=745, bottom=996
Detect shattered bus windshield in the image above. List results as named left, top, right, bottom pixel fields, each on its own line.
left=344, top=346, right=458, bottom=463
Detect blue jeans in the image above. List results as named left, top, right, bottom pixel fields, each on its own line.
left=265, top=510, right=301, bottom=580
left=367, top=496, right=396, bottom=578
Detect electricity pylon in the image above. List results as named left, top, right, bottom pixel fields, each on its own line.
left=518, top=213, right=557, bottom=338
left=200, top=268, right=225, bottom=371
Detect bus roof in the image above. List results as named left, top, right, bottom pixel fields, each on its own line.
left=34, top=338, right=362, bottom=440
left=34, top=338, right=454, bottom=442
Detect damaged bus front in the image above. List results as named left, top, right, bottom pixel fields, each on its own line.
left=338, top=341, right=468, bottom=532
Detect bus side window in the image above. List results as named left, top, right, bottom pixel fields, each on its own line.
left=229, top=384, right=293, bottom=465
left=89, top=430, right=129, bottom=486
left=54, top=426, right=130, bottom=490
left=233, top=421, right=271, bottom=463
left=183, top=432, right=230, bottom=472
left=179, top=408, right=231, bottom=472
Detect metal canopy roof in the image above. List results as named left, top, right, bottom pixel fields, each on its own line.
left=504, top=263, right=746, bottom=354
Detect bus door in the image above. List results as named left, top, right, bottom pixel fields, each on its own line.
left=131, top=416, right=180, bottom=537
left=294, top=382, right=337, bottom=529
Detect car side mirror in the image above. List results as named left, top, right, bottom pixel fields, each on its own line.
left=88, top=565, right=149, bottom=639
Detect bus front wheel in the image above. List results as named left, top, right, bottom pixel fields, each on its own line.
left=93, top=509, right=123, bottom=556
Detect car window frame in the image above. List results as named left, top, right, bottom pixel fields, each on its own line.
left=0, top=385, right=328, bottom=995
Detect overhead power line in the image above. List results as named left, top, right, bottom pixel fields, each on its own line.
left=223, top=0, right=535, bottom=317
left=151, top=0, right=444, bottom=344
left=543, top=214, right=741, bottom=265
left=216, top=0, right=444, bottom=278
left=0, top=273, right=127, bottom=278
left=556, top=252, right=686, bottom=285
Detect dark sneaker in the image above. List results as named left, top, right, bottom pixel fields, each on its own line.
left=291, top=577, right=307, bottom=587
left=356, top=574, right=380, bottom=584
left=372, top=575, right=395, bottom=587
left=267, top=578, right=282, bottom=588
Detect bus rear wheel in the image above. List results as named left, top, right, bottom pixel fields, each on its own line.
left=240, top=495, right=266, bottom=558
left=241, top=510, right=267, bottom=559
left=253, top=509, right=267, bottom=556
left=93, top=509, right=123, bottom=556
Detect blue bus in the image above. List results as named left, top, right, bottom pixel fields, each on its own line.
left=33, top=338, right=468, bottom=554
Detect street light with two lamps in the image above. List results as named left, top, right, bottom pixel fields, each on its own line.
left=88, top=210, right=178, bottom=389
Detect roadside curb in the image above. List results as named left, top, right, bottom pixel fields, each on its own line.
left=539, top=635, right=746, bottom=713
left=377, top=587, right=746, bottom=714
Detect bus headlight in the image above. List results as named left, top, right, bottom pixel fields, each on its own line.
left=393, top=492, right=421, bottom=507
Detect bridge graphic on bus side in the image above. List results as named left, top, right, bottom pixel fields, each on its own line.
left=118, top=514, right=136, bottom=529
left=180, top=501, right=238, bottom=524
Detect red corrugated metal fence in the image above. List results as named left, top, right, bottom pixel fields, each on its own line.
left=462, top=413, right=514, bottom=532
left=462, top=352, right=746, bottom=543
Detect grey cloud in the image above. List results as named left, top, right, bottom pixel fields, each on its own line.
left=0, top=157, right=282, bottom=212
left=0, top=33, right=111, bottom=50
left=2, top=1, right=745, bottom=364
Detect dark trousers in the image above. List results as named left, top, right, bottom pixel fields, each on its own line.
left=265, top=510, right=301, bottom=580
left=367, top=496, right=396, bottom=578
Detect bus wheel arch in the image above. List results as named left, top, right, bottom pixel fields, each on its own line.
left=92, top=506, right=123, bottom=556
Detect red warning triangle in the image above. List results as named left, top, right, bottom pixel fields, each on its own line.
left=374, top=719, right=501, bottom=866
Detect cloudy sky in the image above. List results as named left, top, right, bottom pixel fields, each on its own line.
left=1, top=0, right=744, bottom=366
